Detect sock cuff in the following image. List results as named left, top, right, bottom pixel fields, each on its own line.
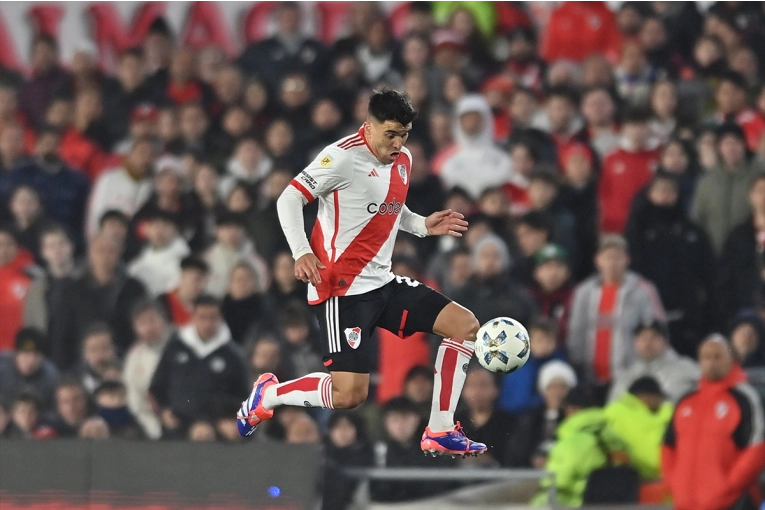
left=319, top=374, right=333, bottom=409
left=442, top=338, right=474, bottom=356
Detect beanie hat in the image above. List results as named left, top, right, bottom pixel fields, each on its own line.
left=537, top=359, right=578, bottom=394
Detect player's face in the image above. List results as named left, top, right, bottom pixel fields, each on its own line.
left=365, top=119, right=411, bottom=164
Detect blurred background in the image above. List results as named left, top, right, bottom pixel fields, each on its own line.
left=0, top=1, right=764, bottom=509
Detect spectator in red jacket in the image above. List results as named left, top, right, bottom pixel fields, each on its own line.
left=662, top=335, right=765, bottom=510
left=599, top=108, right=660, bottom=233
left=0, top=226, right=34, bottom=352
left=540, top=2, right=622, bottom=65
left=711, top=71, right=765, bottom=153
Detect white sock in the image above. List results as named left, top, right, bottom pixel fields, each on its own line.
left=261, top=373, right=333, bottom=410
left=427, top=339, right=474, bottom=432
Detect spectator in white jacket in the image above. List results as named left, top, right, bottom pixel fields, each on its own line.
left=440, top=94, right=513, bottom=199
left=218, top=137, right=273, bottom=200
left=87, top=137, right=155, bottom=237
left=608, top=321, right=700, bottom=404
left=123, top=299, right=171, bottom=439
left=128, top=210, right=190, bottom=297
left=567, top=235, right=666, bottom=392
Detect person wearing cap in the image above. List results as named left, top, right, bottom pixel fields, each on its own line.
left=662, top=335, right=765, bottom=510
left=531, top=386, right=631, bottom=507
left=625, top=172, right=715, bottom=356
left=599, top=107, right=661, bottom=234
left=527, top=168, right=579, bottom=270
left=86, top=136, right=156, bottom=238
left=0, top=327, right=59, bottom=414
left=608, top=320, right=699, bottom=405
left=528, top=244, right=574, bottom=340
left=440, top=94, right=513, bottom=199
left=567, top=234, right=666, bottom=395
left=127, top=208, right=190, bottom=297
left=113, top=103, right=160, bottom=156
left=203, top=211, right=269, bottom=299
left=604, top=376, right=673, bottom=481
left=692, top=122, right=765, bottom=254
left=507, top=359, right=575, bottom=468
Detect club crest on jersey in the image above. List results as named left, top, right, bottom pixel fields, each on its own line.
left=345, top=327, right=362, bottom=349
left=320, top=154, right=333, bottom=167
left=397, top=164, right=408, bottom=185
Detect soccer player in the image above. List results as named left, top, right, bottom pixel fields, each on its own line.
left=237, top=90, right=487, bottom=457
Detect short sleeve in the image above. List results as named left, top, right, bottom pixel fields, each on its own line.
left=290, top=147, right=354, bottom=202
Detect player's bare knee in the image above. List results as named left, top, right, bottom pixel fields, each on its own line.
left=459, top=311, right=480, bottom=342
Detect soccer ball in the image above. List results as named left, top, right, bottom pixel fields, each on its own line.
left=474, top=317, right=530, bottom=373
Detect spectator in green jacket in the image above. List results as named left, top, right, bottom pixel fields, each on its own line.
left=532, top=389, right=631, bottom=507
left=604, top=376, right=673, bottom=480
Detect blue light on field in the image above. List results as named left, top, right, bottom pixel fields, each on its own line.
left=268, top=486, right=281, bottom=498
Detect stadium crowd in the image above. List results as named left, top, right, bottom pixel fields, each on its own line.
left=1, top=1, right=765, bottom=508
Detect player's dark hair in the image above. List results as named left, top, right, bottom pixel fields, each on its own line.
left=193, top=294, right=221, bottom=310
left=368, top=89, right=417, bottom=126
left=180, top=255, right=210, bottom=274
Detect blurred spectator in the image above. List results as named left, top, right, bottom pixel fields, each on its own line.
left=355, top=18, right=401, bottom=86
left=219, top=137, right=272, bottom=199
left=51, top=378, right=90, bottom=437
left=222, top=261, right=272, bottom=344
left=204, top=212, right=268, bottom=298
left=567, top=235, right=665, bottom=392
left=658, top=138, right=699, bottom=212
left=614, top=42, right=660, bottom=107
left=501, top=27, right=545, bottom=92
left=625, top=173, right=715, bottom=355
left=237, top=3, right=327, bottom=91
left=511, top=210, right=553, bottom=285
left=719, top=174, right=765, bottom=320
left=728, top=311, right=765, bottom=370
left=268, top=250, right=306, bottom=309
left=323, top=411, right=374, bottom=510
left=242, top=169, right=292, bottom=263
left=98, top=210, right=130, bottom=256
left=0, top=126, right=90, bottom=247
left=605, top=376, right=672, bottom=481
left=70, top=323, right=117, bottom=394
left=78, top=415, right=110, bottom=439
left=580, top=87, right=620, bottom=158
left=541, top=2, right=622, bottom=64
left=8, top=186, right=47, bottom=268
left=693, top=123, right=765, bottom=254
left=159, top=48, right=216, bottom=110
left=452, top=234, right=537, bottom=326
left=0, top=327, right=59, bottom=412
left=499, top=317, right=566, bottom=415
left=128, top=210, right=190, bottom=297
left=371, top=397, right=453, bottom=502
left=158, top=255, right=209, bottom=327
left=0, top=122, right=29, bottom=174
left=532, top=387, right=631, bottom=507
left=507, top=360, right=575, bottom=468
left=101, top=48, right=152, bottom=148
left=87, top=137, right=156, bottom=237
left=23, top=224, right=77, bottom=335
left=188, top=420, right=216, bottom=442
left=608, top=321, right=699, bottom=405
left=599, top=107, right=661, bottom=234
left=276, top=302, right=324, bottom=378
left=57, top=88, right=108, bottom=177
left=93, top=380, right=142, bottom=439
left=0, top=226, right=34, bottom=352
left=284, top=410, right=320, bottom=444
left=248, top=333, right=290, bottom=385
left=528, top=244, right=574, bottom=340
left=648, top=80, right=681, bottom=145
left=400, top=365, right=434, bottom=423
left=455, top=368, right=515, bottom=466
left=3, top=391, right=56, bottom=439
left=166, top=103, right=211, bottom=158
left=149, top=296, right=248, bottom=436
left=650, top=3, right=703, bottom=61
left=711, top=71, right=765, bottom=152
left=440, top=94, right=512, bottom=199
left=662, top=335, right=765, bottom=510
left=50, top=234, right=146, bottom=368
left=534, top=86, right=585, bottom=158
left=124, top=299, right=171, bottom=440
left=114, top=103, right=159, bottom=155
left=526, top=169, right=579, bottom=267
left=18, top=35, right=72, bottom=129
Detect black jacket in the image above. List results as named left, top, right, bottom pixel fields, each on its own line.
left=452, top=273, right=538, bottom=327
left=719, top=218, right=764, bottom=325
left=454, top=408, right=516, bottom=466
left=506, top=404, right=565, bottom=468
left=149, top=326, right=249, bottom=427
left=625, top=192, right=716, bottom=355
left=50, top=269, right=146, bottom=370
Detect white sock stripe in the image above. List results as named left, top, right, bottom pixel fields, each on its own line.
left=443, top=338, right=474, bottom=351
left=332, top=296, right=342, bottom=352
left=442, top=341, right=473, bottom=357
left=322, top=376, right=333, bottom=409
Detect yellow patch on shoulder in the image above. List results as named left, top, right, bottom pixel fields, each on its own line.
left=320, top=154, right=333, bottom=167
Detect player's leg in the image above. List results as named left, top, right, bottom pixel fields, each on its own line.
left=376, top=277, right=484, bottom=456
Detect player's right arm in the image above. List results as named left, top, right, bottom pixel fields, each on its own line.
left=276, top=147, right=354, bottom=286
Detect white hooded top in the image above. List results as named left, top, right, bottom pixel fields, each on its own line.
left=440, top=94, right=513, bottom=199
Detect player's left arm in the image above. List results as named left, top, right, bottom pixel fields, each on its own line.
left=400, top=206, right=468, bottom=238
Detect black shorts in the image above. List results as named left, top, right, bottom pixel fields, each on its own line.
left=311, top=276, right=452, bottom=373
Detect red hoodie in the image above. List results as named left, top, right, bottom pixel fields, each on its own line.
left=662, top=365, right=765, bottom=510
left=540, top=2, right=622, bottom=64
left=598, top=146, right=660, bottom=233
left=0, top=250, right=34, bottom=351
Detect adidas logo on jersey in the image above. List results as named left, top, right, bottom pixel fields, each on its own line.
left=368, top=168, right=379, bottom=177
